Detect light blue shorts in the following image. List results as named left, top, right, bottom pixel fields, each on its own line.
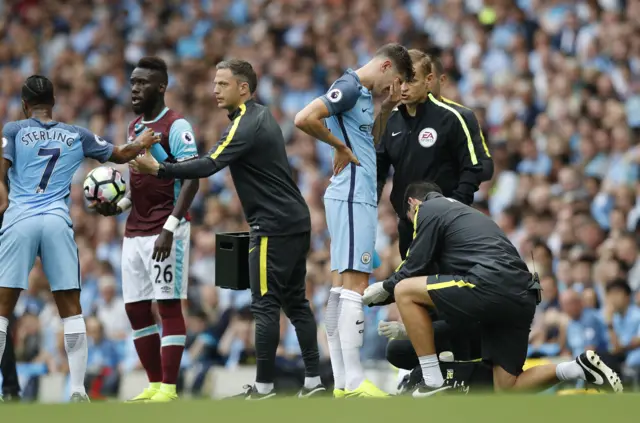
left=0, top=215, right=80, bottom=291
left=324, top=198, right=377, bottom=274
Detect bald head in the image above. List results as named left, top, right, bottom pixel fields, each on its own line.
left=560, top=289, right=582, bottom=319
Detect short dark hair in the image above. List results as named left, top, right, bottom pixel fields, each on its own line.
left=22, top=75, right=54, bottom=106
left=606, top=278, right=632, bottom=296
left=216, top=59, right=258, bottom=94
left=425, top=54, right=445, bottom=77
left=404, top=181, right=442, bottom=211
left=375, top=43, right=415, bottom=83
left=136, top=56, right=168, bottom=84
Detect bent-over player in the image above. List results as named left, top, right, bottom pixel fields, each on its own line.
left=295, top=44, right=414, bottom=398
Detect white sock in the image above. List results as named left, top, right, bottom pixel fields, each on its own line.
left=0, top=316, right=8, bottom=366
left=255, top=382, right=274, bottom=394
left=556, top=360, right=586, bottom=381
left=419, top=354, right=444, bottom=388
left=339, top=289, right=365, bottom=391
left=326, top=287, right=345, bottom=390
left=63, top=315, right=88, bottom=395
left=304, top=376, right=322, bottom=389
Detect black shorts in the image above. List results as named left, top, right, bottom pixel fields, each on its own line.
left=426, top=274, right=536, bottom=376
left=248, top=231, right=310, bottom=305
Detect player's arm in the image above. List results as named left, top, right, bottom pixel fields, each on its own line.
left=443, top=100, right=481, bottom=205
left=464, top=110, right=494, bottom=183
left=382, top=205, right=443, bottom=296
left=294, top=80, right=360, bottom=174
left=111, top=129, right=161, bottom=163
left=149, top=110, right=256, bottom=180
left=79, top=126, right=159, bottom=165
left=167, top=119, right=200, bottom=220
left=372, top=78, right=401, bottom=145
left=153, top=120, right=201, bottom=262
left=0, top=123, right=18, bottom=214
left=376, top=130, right=392, bottom=204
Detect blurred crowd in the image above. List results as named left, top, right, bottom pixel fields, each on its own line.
left=1, top=0, right=640, bottom=398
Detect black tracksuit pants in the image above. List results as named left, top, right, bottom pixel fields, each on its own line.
left=249, top=231, right=320, bottom=384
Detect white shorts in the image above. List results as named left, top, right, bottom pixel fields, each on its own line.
left=122, top=222, right=190, bottom=304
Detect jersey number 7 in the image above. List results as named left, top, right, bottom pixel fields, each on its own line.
left=37, top=147, right=61, bottom=194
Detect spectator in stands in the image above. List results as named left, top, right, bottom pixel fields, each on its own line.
left=604, top=279, right=640, bottom=379
left=529, top=276, right=565, bottom=357
left=95, top=275, right=129, bottom=343
left=561, top=289, right=608, bottom=360
left=85, top=317, right=121, bottom=398
left=218, top=307, right=256, bottom=369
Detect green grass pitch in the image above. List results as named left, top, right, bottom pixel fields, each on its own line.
left=2, top=394, right=638, bottom=423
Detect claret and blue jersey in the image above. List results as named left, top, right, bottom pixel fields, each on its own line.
left=320, top=69, right=377, bottom=274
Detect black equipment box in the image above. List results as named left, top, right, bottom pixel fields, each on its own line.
left=215, top=232, right=251, bottom=290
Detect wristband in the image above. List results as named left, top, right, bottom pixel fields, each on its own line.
left=116, top=197, right=132, bottom=212
left=163, top=215, right=180, bottom=233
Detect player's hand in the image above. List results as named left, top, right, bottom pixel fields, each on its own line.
left=131, top=149, right=160, bottom=176
left=363, top=281, right=390, bottom=307
left=136, top=128, right=161, bottom=149
left=153, top=229, right=173, bottom=262
left=382, top=77, right=402, bottom=111
left=88, top=200, right=121, bottom=216
left=333, top=144, right=359, bottom=175
left=377, top=320, right=408, bottom=340
left=0, top=182, right=8, bottom=215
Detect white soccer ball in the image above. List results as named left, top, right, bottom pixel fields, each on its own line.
left=83, top=166, right=127, bottom=204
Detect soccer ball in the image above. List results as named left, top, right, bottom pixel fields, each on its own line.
left=83, top=166, right=127, bottom=204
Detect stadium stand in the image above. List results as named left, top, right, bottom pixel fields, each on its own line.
left=1, top=0, right=639, bottom=400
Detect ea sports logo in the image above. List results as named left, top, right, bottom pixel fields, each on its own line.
left=418, top=127, right=437, bottom=148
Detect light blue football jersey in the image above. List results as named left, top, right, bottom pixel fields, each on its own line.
left=1, top=118, right=114, bottom=233
left=321, top=69, right=376, bottom=206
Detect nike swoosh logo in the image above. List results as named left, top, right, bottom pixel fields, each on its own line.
left=362, top=108, right=369, bottom=113
left=249, top=247, right=256, bottom=253
left=356, top=320, right=364, bottom=325
left=587, top=367, right=604, bottom=385
left=392, top=132, right=401, bottom=136
left=297, top=387, right=325, bottom=398
left=413, top=386, right=451, bottom=398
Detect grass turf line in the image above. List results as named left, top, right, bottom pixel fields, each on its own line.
left=1, top=394, right=638, bottom=423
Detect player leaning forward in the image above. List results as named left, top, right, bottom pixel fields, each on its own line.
left=364, top=181, right=623, bottom=396
left=93, top=57, right=200, bottom=403
left=295, top=44, right=415, bottom=398
left=0, top=75, right=160, bottom=402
